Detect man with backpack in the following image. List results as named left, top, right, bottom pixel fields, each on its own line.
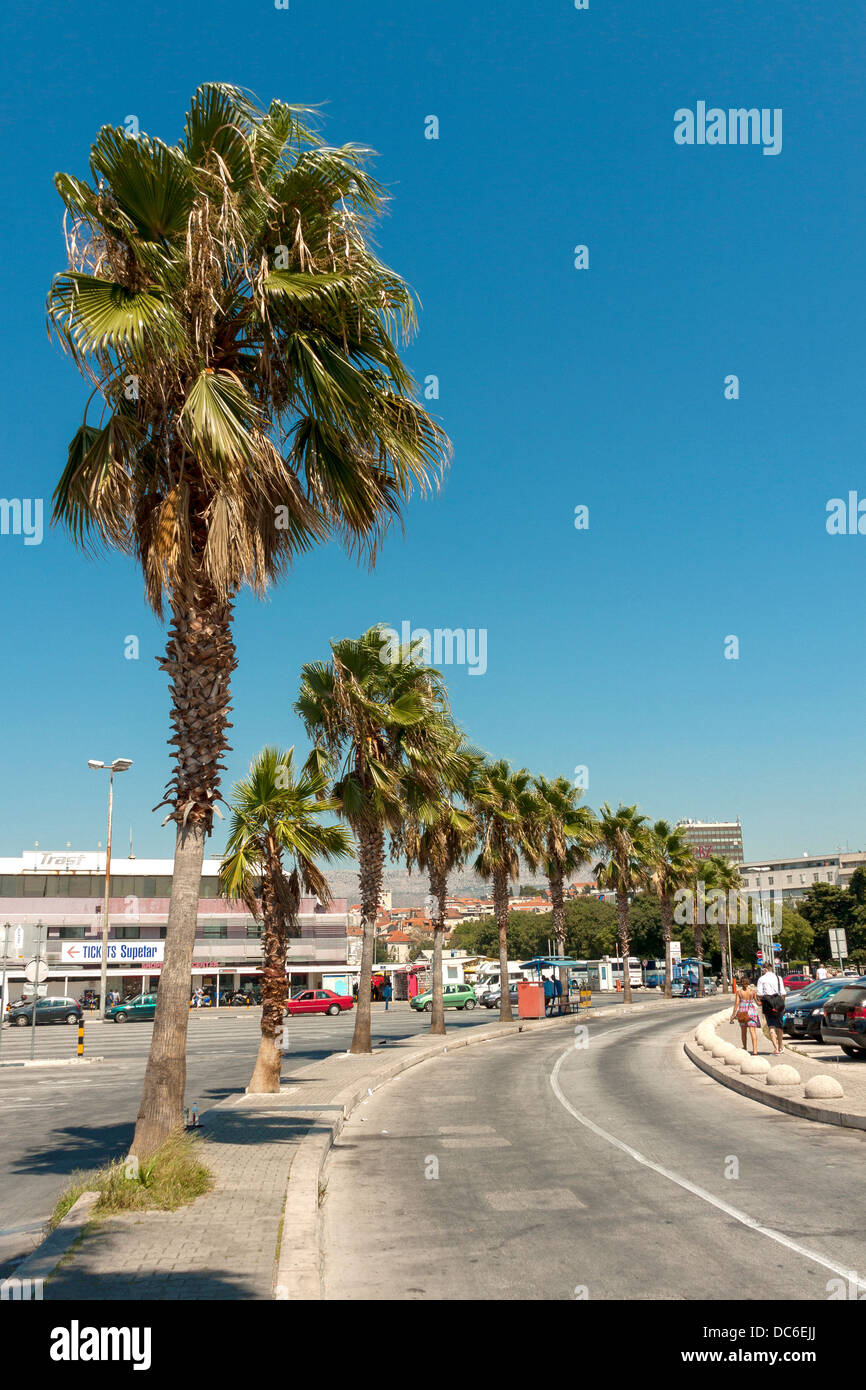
left=756, top=963, right=786, bottom=1055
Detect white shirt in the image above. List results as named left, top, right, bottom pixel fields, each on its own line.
left=756, top=972, right=785, bottom=998
left=816, top=967, right=828, bottom=979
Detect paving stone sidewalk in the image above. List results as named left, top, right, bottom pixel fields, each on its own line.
left=43, top=1038, right=443, bottom=1301
left=714, top=1014, right=866, bottom=1118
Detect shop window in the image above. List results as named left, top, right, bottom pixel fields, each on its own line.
left=200, top=921, right=227, bottom=939
left=246, top=923, right=263, bottom=938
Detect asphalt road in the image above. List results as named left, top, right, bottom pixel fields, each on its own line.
left=321, top=1002, right=866, bottom=1300
left=0, top=997, right=582, bottom=1278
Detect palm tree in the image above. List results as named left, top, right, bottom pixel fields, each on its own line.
left=218, top=747, right=352, bottom=1091
left=531, top=778, right=598, bottom=1005
left=594, top=804, right=650, bottom=1004
left=296, top=627, right=457, bottom=1053
left=472, top=761, right=538, bottom=1023
left=403, top=736, right=480, bottom=1035
left=704, top=854, right=741, bottom=995
left=647, top=821, right=696, bottom=999
left=47, top=86, right=449, bottom=1155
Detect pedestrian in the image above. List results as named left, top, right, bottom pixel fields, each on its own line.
left=352, top=980, right=359, bottom=1001
left=729, top=975, right=760, bottom=1055
left=816, top=964, right=828, bottom=980
left=194, top=987, right=204, bottom=1009
left=383, top=979, right=393, bottom=1012
left=543, top=975, right=554, bottom=1015
left=756, top=962, right=786, bottom=1055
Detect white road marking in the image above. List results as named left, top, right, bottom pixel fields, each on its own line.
left=550, top=1044, right=866, bottom=1294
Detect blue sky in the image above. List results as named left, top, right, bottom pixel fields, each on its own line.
left=0, top=0, right=863, bottom=862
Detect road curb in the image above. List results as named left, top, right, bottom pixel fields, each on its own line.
left=683, top=1038, right=866, bottom=1131
left=3, top=1192, right=100, bottom=1291
left=274, top=995, right=714, bottom=1300
left=0, top=1057, right=105, bottom=1069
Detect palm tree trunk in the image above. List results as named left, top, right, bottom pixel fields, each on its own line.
left=350, top=821, right=384, bottom=1054
left=719, top=935, right=729, bottom=998
left=494, top=871, right=513, bottom=1023
left=617, top=890, right=633, bottom=1005
left=131, top=582, right=235, bottom=1158
left=430, top=865, right=447, bottom=1036
left=550, top=870, right=566, bottom=1013
left=661, top=894, right=673, bottom=999
left=247, top=846, right=286, bottom=1093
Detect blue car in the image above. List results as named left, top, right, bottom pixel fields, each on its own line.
left=784, top=978, right=866, bottom=1042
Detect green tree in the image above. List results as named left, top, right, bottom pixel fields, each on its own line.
left=48, top=87, right=448, bottom=1155
left=403, top=734, right=479, bottom=1035
left=702, top=854, right=742, bottom=994
left=296, top=627, right=457, bottom=1053
left=219, top=746, right=351, bottom=1091
left=531, top=777, right=598, bottom=999
left=594, top=804, right=651, bottom=1003
left=472, top=761, right=539, bottom=1022
left=646, top=822, right=696, bottom=998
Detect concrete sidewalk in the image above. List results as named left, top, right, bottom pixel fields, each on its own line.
left=41, top=1039, right=436, bottom=1301
left=34, top=997, right=711, bottom=1300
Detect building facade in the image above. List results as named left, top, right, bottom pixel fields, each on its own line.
left=738, top=850, right=866, bottom=904
left=0, top=848, right=350, bottom=1005
left=677, top=819, right=745, bottom=863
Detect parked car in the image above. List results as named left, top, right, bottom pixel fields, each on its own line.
left=783, top=972, right=813, bottom=992
left=285, top=988, right=354, bottom=1016
left=105, top=992, right=158, bottom=1023
left=820, top=981, right=866, bottom=1057
left=782, top=979, right=860, bottom=1041
left=411, top=983, right=477, bottom=1012
left=480, top=983, right=519, bottom=1009
left=7, top=996, right=82, bottom=1027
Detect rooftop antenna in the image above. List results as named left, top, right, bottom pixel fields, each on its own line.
left=129, top=826, right=135, bottom=860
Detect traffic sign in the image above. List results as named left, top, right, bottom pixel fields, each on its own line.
left=24, top=958, right=49, bottom=984
left=829, top=927, right=849, bottom=960
left=21, top=983, right=47, bottom=997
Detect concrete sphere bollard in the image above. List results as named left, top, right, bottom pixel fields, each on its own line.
left=804, top=1075, right=844, bottom=1100
left=724, top=1051, right=744, bottom=1067
left=740, top=1054, right=771, bottom=1075
left=765, top=1064, right=801, bottom=1086
left=711, top=1039, right=737, bottom=1061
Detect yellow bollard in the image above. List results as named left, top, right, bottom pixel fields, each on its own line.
left=77, top=1022, right=84, bottom=1057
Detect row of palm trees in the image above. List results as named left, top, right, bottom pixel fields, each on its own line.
left=45, top=84, right=737, bottom=1155
left=214, top=626, right=742, bottom=1095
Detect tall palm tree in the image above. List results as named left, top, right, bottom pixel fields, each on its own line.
left=647, top=821, right=696, bottom=999
left=704, top=854, right=741, bottom=995
left=594, top=804, right=650, bottom=1004
left=296, top=627, right=457, bottom=1053
left=47, top=86, right=449, bottom=1155
left=472, top=760, right=538, bottom=1023
left=218, top=747, right=352, bottom=1091
left=531, top=778, right=599, bottom=1004
left=403, top=736, right=480, bottom=1036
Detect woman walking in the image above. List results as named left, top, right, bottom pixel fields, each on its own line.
left=730, top=976, right=760, bottom=1055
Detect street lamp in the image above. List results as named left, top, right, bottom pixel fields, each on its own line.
left=88, top=759, right=133, bottom=1019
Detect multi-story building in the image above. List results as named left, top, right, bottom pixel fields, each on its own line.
left=0, top=848, right=350, bottom=1005
left=738, top=850, right=866, bottom=904
left=677, top=819, right=744, bottom=864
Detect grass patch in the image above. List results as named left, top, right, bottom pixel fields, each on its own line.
left=50, top=1131, right=213, bottom=1227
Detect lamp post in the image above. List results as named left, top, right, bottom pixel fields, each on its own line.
left=88, top=758, right=133, bottom=1019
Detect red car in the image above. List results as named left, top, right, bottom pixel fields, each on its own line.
left=285, top=988, right=355, bottom=1017
left=783, top=973, right=812, bottom=991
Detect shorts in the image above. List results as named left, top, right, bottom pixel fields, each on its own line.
left=762, top=1003, right=785, bottom=1028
